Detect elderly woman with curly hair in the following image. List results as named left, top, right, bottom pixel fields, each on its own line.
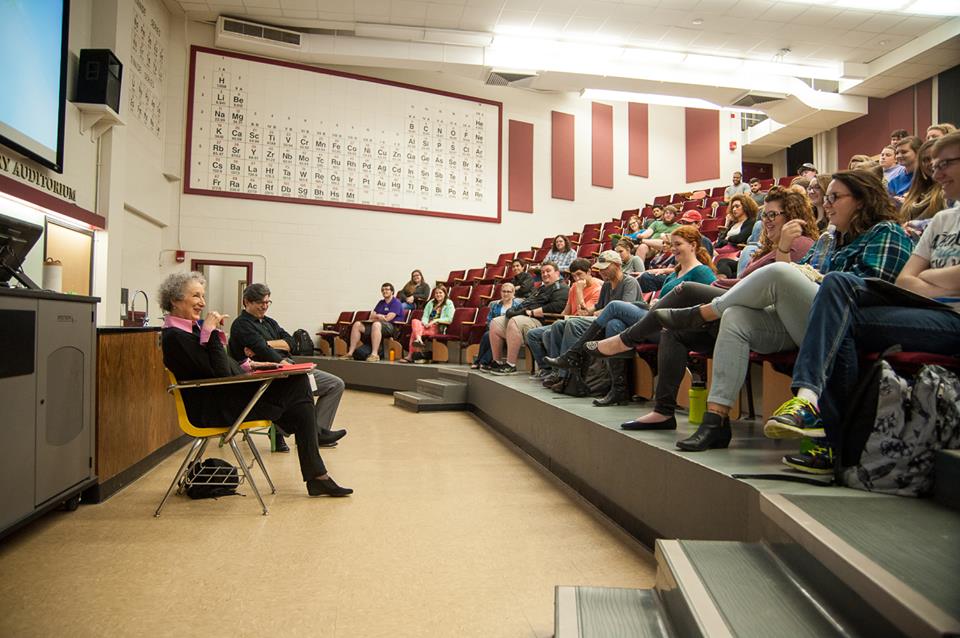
left=159, top=271, right=352, bottom=497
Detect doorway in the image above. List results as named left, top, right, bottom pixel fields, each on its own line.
left=191, top=259, right=253, bottom=333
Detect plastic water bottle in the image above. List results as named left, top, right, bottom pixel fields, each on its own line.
left=807, top=224, right=836, bottom=273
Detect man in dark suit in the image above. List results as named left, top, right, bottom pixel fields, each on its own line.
left=229, top=283, right=346, bottom=451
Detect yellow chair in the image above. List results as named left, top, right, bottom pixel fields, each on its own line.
left=155, top=370, right=276, bottom=516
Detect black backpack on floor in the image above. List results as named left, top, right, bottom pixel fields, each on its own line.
left=186, top=458, right=240, bottom=499
left=291, top=329, right=315, bottom=355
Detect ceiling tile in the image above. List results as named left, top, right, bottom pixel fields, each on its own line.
left=282, top=8, right=320, bottom=17
left=595, top=20, right=638, bottom=39
left=391, top=0, right=428, bottom=18
left=280, top=0, right=317, bottom=9
left=565, top=15, right=606, bottom=34
left=856, top=13, right=906, bottom=33
left=425, top=2, right=463, bottom=26
left=663, top=0, right=699, bottom=9
left=839, top=30, right=881, bottom=47
left=504, top=0, right=542, bottom=11
left=459, top=5, right=502, bottom=30
left=575, top=1, right=620, bottom=19
left=883, top=15, right=946, bottom=36
left=694, top=0, right=739, bottom=11
left=496, top=8, right=538, bottom=28
left=757, top=3, right=807, bottom=22
left=244, top=0, right=282, bottom=8
left=531, top=12, right=571, bottom=31
left=356, top=0, right=390, bottom=14
left=645, top=7, right=692, bottom=26
left=180, top=2, right=211, bottom=9
left=690, top=31, right=729, bottom=49
left=660, top=26, right=703, bottom=47
left=625, top=23, right=670, bottom=45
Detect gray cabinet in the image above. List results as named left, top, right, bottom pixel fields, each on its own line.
left=0, top=290, right=96, bottom=535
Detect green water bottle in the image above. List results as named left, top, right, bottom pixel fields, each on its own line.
left=688, top=383, right=707, bottom=425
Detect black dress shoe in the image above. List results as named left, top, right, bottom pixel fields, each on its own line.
left=541, top=372, right=562, bottom=388
left=548, top=376, right=567, bottom=392
left=654, top=306, right=710, bottom=331
left=273, top=435, right=290, bottom=453
left=306, top=476, right=353, bottom=497
left=318, top=429, right=347, bottom=447
left=676, top=413, right=731, bottom=451
left=622, top=415, right=677, bottom=430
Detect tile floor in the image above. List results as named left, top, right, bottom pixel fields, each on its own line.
left=0, top=390, right=654, bottom=637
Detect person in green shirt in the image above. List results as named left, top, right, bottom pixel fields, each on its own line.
left=399, top=285, right=455, bottom=362
left=636, top=205, right=680, bottom=261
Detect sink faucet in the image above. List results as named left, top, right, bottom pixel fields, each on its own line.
left=130, top=290, right=150, bottom=326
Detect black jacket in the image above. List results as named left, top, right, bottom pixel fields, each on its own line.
left=228, top=310, right=294, bottom=363
left=517, top=281, right=569, bottom=314
left=510, top=272, right=535, bottom=298
left=162, top=326, right=311, bottom=428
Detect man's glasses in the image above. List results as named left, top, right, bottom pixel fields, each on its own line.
left=252, top=299, right=272, bottom=306
left=931, top=157, right=960, bottom=174
left=824, top=192, right=853, bottom=204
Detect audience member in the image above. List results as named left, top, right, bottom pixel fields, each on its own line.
left=766, top=131, right=960, bottom=474
left=642, top=206, right=664, bottom=229
left=469, top=282, right=521, bottom=369
left=544, top=235, right=578, bottom=273
left=485, top=262, right=568, bottom=375
left=748, top=178, right=766, bottom=207
left=926, top=123, right=956, bottom=141
left=713, top=194, right=758, bottom=264
left=400, top=269, right=430, bottom=311
left=797, top=163, right=818, bottom=180
left=655, top=170, right=912, bottom=452
left=615, top=238, right=645, bottom=274
left=526, top=259, right=600, bottom=375
left=228, top=283, right=347, bottom=451
left=847, top=154, right=872, bottom=169
left=507, top=258, right=535, bottom=298
left=636, top=205, right=680, bottom=260
left=901, top=138, right=946, bottom=222
left=609, top=215, right=644, bottom=249
left=160, top=272, right=352, bottom=497
left=724, top=171, right=750, bottom=201
left=400, top=285, right=454, bottom=363
left=880, top=145, right=905, bottom=184
left=806, top=173, right=832, bottom=231
left=571, top=189, right=820, bottom=433
left=343, top=282, right=404, bottom=362
left=890, top=128, right=909, bottom=146
left=889, top=135, right=922, bottom=199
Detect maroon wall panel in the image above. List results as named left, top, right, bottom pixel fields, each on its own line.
left=592, top=102, right=614, bottom=188
left=916, top=78, right=933, bottom=135
left=837, top=83, right=924, bottom=167
left=684, top=108, right=720, bottom=184
left=508, top=119, right=534, bottom=213
left=552, top=111, right=575, bottom=201
left=628, top=102, right=649, bottom=178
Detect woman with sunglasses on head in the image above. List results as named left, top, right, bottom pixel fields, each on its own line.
left=549, top=189, right=819, bottom=430
left=652, top=171, right=913, bottom=451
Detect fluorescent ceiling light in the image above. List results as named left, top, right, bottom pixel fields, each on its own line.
left=581, top=89, right=721, bottom=109
left=833, top=0, right=908, bottom=9
left=904, top=0, right=960, bottom=15
left=772, top=0, right=954, bottom=14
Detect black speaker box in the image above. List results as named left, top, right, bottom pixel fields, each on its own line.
left=76, top=49, right=122, bottom=114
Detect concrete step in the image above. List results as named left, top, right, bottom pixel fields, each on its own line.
left=392, top=389, right=467, bottom=412
left=416, top=377, right=467, bottom=403
left=934, top=449, right=960, bottom=512
left=437, top=367, right=470, bottom=381
left=760, top=492, right=960, bottom=637
left=554, top=586, right=675, bottom=638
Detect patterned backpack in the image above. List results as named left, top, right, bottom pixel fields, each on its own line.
left=838, top=354, right=960, bottom=497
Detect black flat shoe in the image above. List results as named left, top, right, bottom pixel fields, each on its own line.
left=273, top=435, right=290, bottom=453
left=318, top=429, right=347, bottom=447
left=306, top=476, right=353, bottom=497
left=621, top=415, right=677, bottom=431
left=654, top=306, right=710, bottom=331
left=676, top=414, right=731, bottom=451
left=541, top=372, right=562, bottom=388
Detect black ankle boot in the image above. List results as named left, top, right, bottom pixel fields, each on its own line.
left=676, top=412, right=732, bottom=451
left=544, top=321, right=606, bottom=369
left=654, top=305, right=710, bottom=331
left=593, top=358, right=631, bottom=406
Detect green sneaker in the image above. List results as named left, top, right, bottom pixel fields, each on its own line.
left=764, top=397, right=826, bottom=439
left=782, top=445, right=834, bottom=475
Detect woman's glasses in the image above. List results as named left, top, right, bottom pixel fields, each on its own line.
left=759, top=210, right=783, bottom=221
left=824, top=192, right=852, bottom=204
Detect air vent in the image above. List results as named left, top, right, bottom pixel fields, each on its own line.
left=218, top=17, right=302, bottom=49
left=731, top=91, right=784, bottom=108
left=486, top=70, right=538, bottom=87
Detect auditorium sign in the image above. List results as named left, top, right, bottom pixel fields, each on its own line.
left=0, top=152, right=77, bottom=202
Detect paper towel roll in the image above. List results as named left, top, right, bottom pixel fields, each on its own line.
left=43, top=259, right=62, bottom=293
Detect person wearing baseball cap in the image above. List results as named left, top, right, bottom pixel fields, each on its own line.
left=797, top=162, right=818, bottom=179
left=679, top=209, right=715, bottom=257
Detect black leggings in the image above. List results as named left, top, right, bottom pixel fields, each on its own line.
left=618, top=282, right=724, bottom=347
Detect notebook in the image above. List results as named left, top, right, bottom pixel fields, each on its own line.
left=861, top=278, right=956, bottom=312
left=251, top=362, right=316, bottom=374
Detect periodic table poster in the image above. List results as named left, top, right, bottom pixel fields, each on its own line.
left=185, top=47, right=503, bottom=223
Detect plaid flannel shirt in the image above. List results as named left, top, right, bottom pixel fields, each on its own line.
left=802, top=221, right=912, bottom=282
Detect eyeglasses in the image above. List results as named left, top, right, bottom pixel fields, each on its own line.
left=759, top=210, right=783, bottom=220
left=252, top=299, right=272, bottom=306
left=824, top=192, right=853, bottom=205
left=931, top=157, right=960, bottom=174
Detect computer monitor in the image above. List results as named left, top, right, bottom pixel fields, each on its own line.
left=0, top=211, right=43, bottom=289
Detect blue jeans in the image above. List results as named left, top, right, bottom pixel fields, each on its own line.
left=525, top=325, right=551, bottom=369
left=793, top=271, right=960, bottom=445
left=476, top=331, right=492, bottom=365
left=546, top=318, right=594, bottom=378
left=595, top=300, right=648, bottom=337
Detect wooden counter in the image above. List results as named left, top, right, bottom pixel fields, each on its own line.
left=90, top=327, right=183, bottom=501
